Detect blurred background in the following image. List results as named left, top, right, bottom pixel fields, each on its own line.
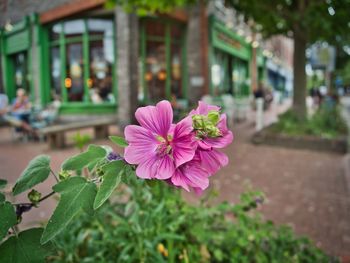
left=1, top=0, right=350, bottom=261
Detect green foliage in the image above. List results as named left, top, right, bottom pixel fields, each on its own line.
left=61, top=145, right=106, bottom=171
left=228, top=0, right=350, bottom=44
left=0, top=228, right=53, bottom=263
left=71, top=132, right=91, bottom=152
left=12, top=155, right=51, bottom=195
left=107, top=0, right=196, bottom=15
left=0, top=193, right=4, bottom=203
left=109, top=135, right=129, bottom=148
left=339, top=59, right=350, bottom=85
left=93, top=160, right=125, bottom=209
left=0, top=202, right=17, bottom=241
left=41, top=177, right=97, bottom=244
left=270, top=105, right=348, bottom=139
left=49, top=180, right=335, bottom=263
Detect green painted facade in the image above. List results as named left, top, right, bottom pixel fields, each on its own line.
left=209, top=16, right=252, bottom=98
left=0, top=15, right=118, bottom=115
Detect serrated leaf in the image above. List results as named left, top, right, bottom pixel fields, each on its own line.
left=0, top=228, right=53, bottom=263
left=93, top=161, right=125, bottom=210
left=109, top=136, right=129, bottom=147
left=61, top=145, right=106, bottom=171
left=41, top=177, right=96, bottom=244
left=12, top=156, right=51, bottom=195
left=0, top=179, right=7, bottom=189
left=0, top=202, right=17, bottom=241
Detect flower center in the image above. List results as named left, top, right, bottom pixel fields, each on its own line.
left=156, top=135, right=173, bottom=157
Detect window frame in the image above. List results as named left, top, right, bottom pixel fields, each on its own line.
left=48, top=18, right=117, bottom=105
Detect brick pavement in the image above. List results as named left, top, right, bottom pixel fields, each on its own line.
left=0, top=103, right=350, bottom=258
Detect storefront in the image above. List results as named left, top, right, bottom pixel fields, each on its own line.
left=139, top=17, right=187, bottom=104
left=0, top=14, right=117, bottom=115
left=209, top=16, right=251, bottom=98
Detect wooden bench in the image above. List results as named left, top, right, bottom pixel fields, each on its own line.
left=39, top=116, right=118, bottom=149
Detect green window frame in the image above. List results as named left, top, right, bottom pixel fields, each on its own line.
left=48, top=18, right=117, bottom=111
left=139, top=17, right=188, bottom=104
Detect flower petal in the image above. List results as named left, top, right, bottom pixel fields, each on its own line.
left=190, top=101, right=221, bottom=115
left=124, top=125, right=158, bottom=164
left=199, top=149, right=228, bottom=174
left=171, top=160, right=210, bottom=191
left=172, top=117, right=197, bottom=167
left=135, top=100, right=173, bottom=137
left=155, top=155, right=175, bottom=180
left=135, top=155, right=159, bottom=179
left=171, top=169, right=190, bottom=192
left=203, top=130, right=233, bottom=149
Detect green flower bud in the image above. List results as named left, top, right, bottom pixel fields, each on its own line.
left=207, top=125, right=221, bottom=138
left=28, top=189, right=41, bottom=205
left=207, top=110, right=220, bottom=125
left=192, top=115, right=205, bottom=130
left=96, top=167, right=105, bottom=177
left=58, top=170, right=71, bottom=181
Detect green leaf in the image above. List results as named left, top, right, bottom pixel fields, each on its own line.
left=0, top=179, right=7, bottom=189
left=109, top=136, right=129, bottom=147
left=93, top=161, right=125, bottom=210
left=0, top=202, right=17, bottom=241
left=12, top=155, right=51, bottom=196
left=0, top=193, right=5, bottom=203
left=0, top=228, right=53, bottom=263
left=41, top=177, right=96, bottom=244
left=61, top=144, right=107, bottom=171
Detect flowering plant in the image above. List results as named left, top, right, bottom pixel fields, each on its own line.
left=0, top=101, right=232, bottom=262
left=124, top=100, right=233, bottom=193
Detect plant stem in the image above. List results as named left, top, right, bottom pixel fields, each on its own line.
left=50, top=169, right=59, bottom=182
left=15, top=191, right=56, bottom=218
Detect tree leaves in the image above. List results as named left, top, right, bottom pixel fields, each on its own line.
left=61, top=145, right=107, bottom=171
left=0, top=202, right=17, bottom=241
left=0, top=228, right=53, bottom=263
left=93, top=161, right=125, bottom=210
left=109, top=136, right=129, bottom=147
left=41, top=177, right=96, bottom=244
left=0, top=193, right=4, bottom=203
left=12, top=155, right=51, bottom=196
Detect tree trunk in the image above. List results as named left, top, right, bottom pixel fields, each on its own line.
left=292, top=31, right=307, bottom=120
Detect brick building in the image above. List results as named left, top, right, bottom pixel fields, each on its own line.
left=0, top=0, right=293, bottom=125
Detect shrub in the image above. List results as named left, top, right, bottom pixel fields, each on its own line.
left=49, top=179, right=336, bottom=263
left=270, top=105, right=347, bottom=139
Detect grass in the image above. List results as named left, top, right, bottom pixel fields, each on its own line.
left=269, top=106, right=348, bottom=139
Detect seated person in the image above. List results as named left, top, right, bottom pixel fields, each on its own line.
left=11, top=88, right=32, bottom=124
left=0, top=93, right=37, bottom=137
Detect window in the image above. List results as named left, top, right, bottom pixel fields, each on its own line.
left=13, top=52, right=29, bottom=94
left=49, top=18, right=115, bottom=104
left=140, top=19, right=186, bottom=104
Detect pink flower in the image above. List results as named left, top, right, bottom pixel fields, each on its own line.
left=190, top=101, right=233, bottom=174
left=124, top=101, right=196, bottom=180
left=191, top=101, right=233, bottom=150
